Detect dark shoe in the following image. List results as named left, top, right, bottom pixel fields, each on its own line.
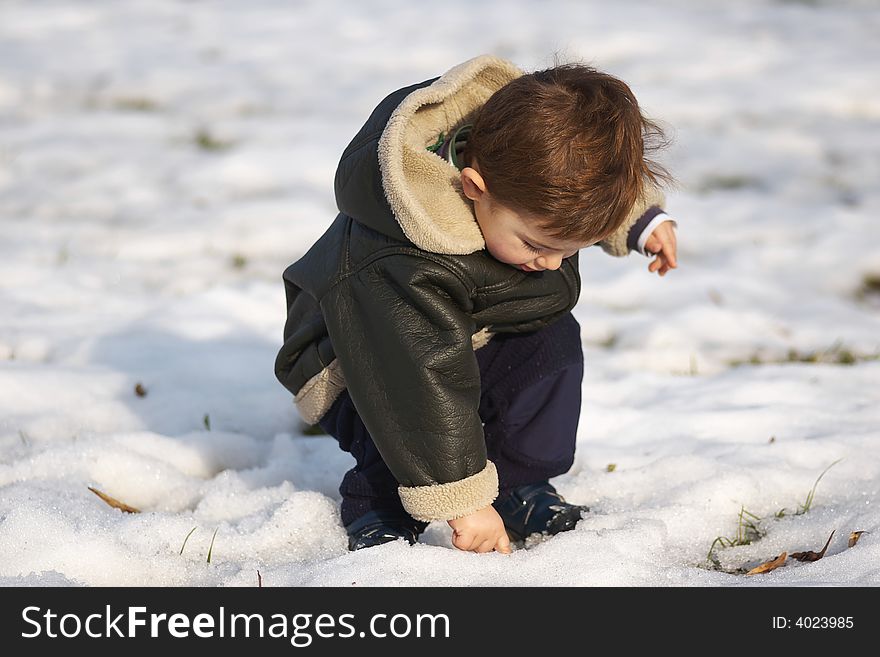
left=344, top=509, right=429, bottom=551
left=493, top=481, right=589, bottom=542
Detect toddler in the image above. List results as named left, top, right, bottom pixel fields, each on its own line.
left=275, top=55, right=677, bottom=553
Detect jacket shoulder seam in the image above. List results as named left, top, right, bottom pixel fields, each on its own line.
left=325, top=247, right=475, bottom=298
left=472, top=273, right=525, bottom=295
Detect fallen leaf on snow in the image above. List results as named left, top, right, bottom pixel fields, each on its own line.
left=848, top=531, right=867, bottom=548
left=791, top=530, right=835, bottom=562
left=746, top=552, right=787, bottom=576
left=88, top=486, right=140, bottom=513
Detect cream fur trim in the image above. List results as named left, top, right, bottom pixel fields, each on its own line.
left=377, top=55, right=524, bottom=255
left=398, top=460, right=499, bottom=522
left=471, top=327, right=494, bottom=350
left=599, top=187, right=667, bottom=257
left=294, top=358, right=347, bottom=425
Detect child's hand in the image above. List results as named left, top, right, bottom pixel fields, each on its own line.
left=643, top=221, right=678, bottom=276
left=447, top=505, right=512, bottom=554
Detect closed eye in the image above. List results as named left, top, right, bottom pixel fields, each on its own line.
left=521, top=240, right=542, bottom=254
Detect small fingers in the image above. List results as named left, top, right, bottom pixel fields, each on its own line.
left=452, top=530, right=477, bottom=552
left=662, top=238, right=678, bottom=269
left=644, top=235, right=661, bottom=256
left=649, top=223, right=678, bottom=270
left=650, top=254, right=678, bottom=276
left=454, top=532, right=513, bottom=554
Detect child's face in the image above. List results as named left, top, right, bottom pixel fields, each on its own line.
left=461, top=167, right=589, bottom=272
left=476, top=201, right=584, bottom=272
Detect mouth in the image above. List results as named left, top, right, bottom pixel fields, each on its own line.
left=519, top=264, right=539, bottom=272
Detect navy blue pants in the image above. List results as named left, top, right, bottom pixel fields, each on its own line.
left=318, top=313, right=584, bottom=527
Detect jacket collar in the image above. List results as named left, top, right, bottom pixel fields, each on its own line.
left=377, top=55, right=523, bottom=255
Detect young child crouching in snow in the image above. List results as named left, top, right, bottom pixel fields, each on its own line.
left=275, top=55, right=677, bottom=553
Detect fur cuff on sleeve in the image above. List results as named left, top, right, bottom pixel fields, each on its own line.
left=599, top=187, right=667, bottom=257
left=398, top=461, right=499, bottom=522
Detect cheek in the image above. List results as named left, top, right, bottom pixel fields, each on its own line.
left=485, top=236, right=530, bottom=264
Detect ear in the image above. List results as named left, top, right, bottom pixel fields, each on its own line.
left=460, top=167, right=487, bottom=202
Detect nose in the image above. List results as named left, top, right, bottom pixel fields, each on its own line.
left=536, top=253, right=563, bottom=270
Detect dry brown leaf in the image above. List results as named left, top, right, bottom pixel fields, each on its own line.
left=791, top=530, right=835, bottom=562
left=134, top=382, right=147, bottom=397
left=746, top=551, right=787, bottom=576
left=88, top=486, right=140, bottom=513
left=848, top=531, right=867, bottom=548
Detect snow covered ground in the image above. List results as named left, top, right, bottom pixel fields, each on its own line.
left=1, top=0, right=878, bottom=587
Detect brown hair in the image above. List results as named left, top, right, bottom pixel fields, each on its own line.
left=463, top=63, right=672, bottom=244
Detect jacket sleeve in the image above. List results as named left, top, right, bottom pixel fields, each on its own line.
left=320, top=253, right=498, bottom=522
left=598, top=186, right=667, bottom=257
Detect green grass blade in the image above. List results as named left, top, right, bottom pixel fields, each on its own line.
left=207, top=528, right=219, bottom=563
left=799, top=458, right=843, bottom=514
left=179, top=526, right=197, bottom=555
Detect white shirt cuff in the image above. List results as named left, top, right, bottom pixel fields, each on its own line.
left=636, top=213, right=677, bottom=256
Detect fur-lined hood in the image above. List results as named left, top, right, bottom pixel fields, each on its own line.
left=334, top=55, right=523, bottom=255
